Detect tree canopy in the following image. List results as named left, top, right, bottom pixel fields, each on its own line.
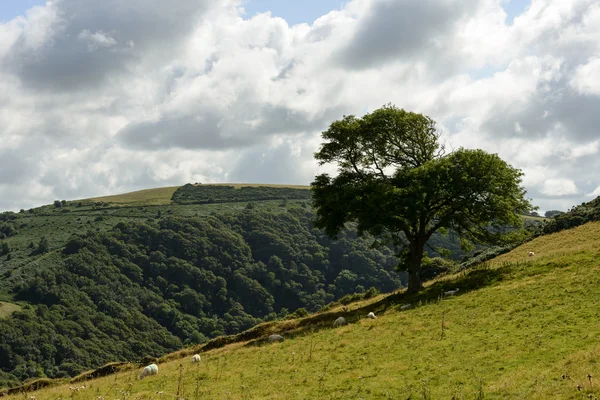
left=311, top=104, right=534, bottom=292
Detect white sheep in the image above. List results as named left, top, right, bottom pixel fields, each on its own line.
left=268, top=334, right=284, bottom=343
left=400, top=304, right=412, bottom=310
left=333, top=316, right=347, bottom=327
left=444, top=288, right=460, bottom=297
left=528, top=251, right=535, bottom=257
left=367, top=312, right=377, bottom=319
left=140, top=363, right=158, bottom=379
left=191, top=354, right=201, bottom=363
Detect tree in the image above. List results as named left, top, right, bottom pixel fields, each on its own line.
left=545, top=210, right=564, bottom=218
left=37, top=236, right=50, bottom=254
left=311, top=104, right=534, bottom=293
left=1, top=241, right=9, bottom=255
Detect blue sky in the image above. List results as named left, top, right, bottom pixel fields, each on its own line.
left=0, top=0, right=44, bottom=22
left=1, top=0, right=531, bottom=26
left=242, top=0, right=348, bottom=25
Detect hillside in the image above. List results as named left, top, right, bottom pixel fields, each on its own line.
left=5, top=220, right=600, bottom=399
left=0, top=183, right=545, bottom=388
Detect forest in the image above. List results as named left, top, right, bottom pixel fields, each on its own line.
left=0, top=206, right=406, bottom=386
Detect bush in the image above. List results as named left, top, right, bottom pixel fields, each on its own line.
left=284, top=307, right=310, bottom=320
left=36, top=237, right=49, bottom=254
left=420, top=256, right=458, bottom=280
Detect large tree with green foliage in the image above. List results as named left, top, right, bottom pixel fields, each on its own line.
left=311, top=104, right=534, bottom=293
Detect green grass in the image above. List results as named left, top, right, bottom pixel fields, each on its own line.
left=82, top=186, right=181, bottom=206
left=9, top=221, right=600, bottom=399
left=0, top=302, right=21, bottom=319
left=522, top=214, right=549, bottom=222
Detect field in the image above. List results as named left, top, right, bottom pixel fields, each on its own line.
left=83, top=186, right=181, bottom=206
left=7, top=221, right=600, bottom=399
left=0, top=302, right=21, bottom=319
left=522, top=214, right=549, bottom=222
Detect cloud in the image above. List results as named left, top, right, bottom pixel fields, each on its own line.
left=1, top=0, right=211, bottom=91
left=587, top=186, right=600, bottom=198
left=570, top=57, right=600, bottom=96
left=227, top=135, right=318, bottom=185
left=337, top=0, right=475, bottom=70
left=0, top=0, right=599, bottom=214
left=541, top=178, right=579, bottom=196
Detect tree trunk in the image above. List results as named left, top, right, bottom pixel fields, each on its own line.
left=406, top=240, right=425, bottom=293
left=407, top=269, right=422, bottom=293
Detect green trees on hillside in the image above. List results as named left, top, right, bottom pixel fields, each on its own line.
left=311, top=104, right=534, bottom=292
left=0, top=209, right=404, bottom=386
left=172, top=184, right=311, bottom=204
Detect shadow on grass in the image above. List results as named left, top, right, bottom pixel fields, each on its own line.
left=240, top=260, right=545, bottom=349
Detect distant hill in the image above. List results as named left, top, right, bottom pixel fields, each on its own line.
left=0, top=184, right=544, bottom=387
left=81, top=183, right=311, bottom=206
left=542, top=195, right=600, bottom=234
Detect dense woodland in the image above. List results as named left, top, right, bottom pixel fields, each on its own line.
left=0, top=204, right=406, bottom=386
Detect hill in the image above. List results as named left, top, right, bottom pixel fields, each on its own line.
left=0, top=183, right=544, bottom=388
left=5, top=220, right=600, bottom=399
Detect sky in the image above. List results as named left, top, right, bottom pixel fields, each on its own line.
left=0, top=0, right=599, bottom=215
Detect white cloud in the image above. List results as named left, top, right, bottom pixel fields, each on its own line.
left=541, top=178, right=579, bottom=196
left=586, top=186, right=600, bottom=198
left=0, top=0, right=599, bottom=213
left=77, top=30, right=118, bottom=52
left=570, top=57, right=600, bottom=95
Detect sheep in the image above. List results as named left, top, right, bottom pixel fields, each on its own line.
left=528, top=251, right=535, bottom=257
left=268, top=334, right=284, bottom=343
left=333, top=316, right=347, bottom=327
left=367, top=312, right=377, bottom=319
left=191, top=354, right=201, bottom=363
left=140, top=363, right=158, bottom=379
left=400, top=304, right=412, bottom=310
left=444, top=288, right=460, bottom=297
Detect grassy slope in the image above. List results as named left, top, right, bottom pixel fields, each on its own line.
left=10, top=221, right=600, bottom=399
left=83, top=186, right=181, bottom=206
left=523, top=214, right=549, bottom=222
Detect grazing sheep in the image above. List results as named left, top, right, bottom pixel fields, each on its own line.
left=367, top=312, right=377, bottom=319
left=268, top=334, right=284, bottom=343
left=400, top=304, right=412, bottom=310
left=140, top=363, right=158, bottom=379
left=528, top=251, right=535, bottom=257
left=191, top=354, right=201, bottom=363
left=444, top=288, right=460, bottom=297
left=333, top=316, right=347, bottom=327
